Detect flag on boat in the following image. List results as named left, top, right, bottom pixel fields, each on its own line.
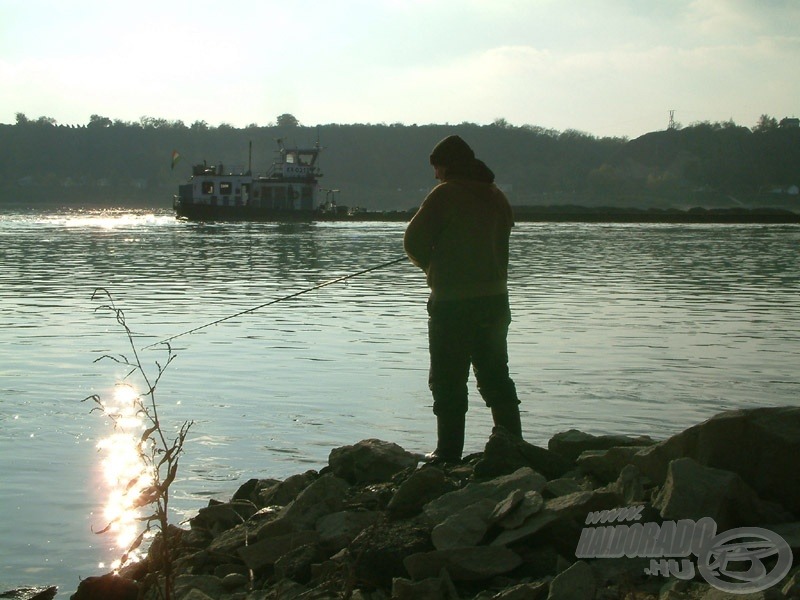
left=171, top=150, right=180, bottom=170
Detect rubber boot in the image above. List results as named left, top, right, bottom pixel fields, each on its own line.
left=491, top=403, right=522, bottom=438
left=426, top=411, right=466, bottom=463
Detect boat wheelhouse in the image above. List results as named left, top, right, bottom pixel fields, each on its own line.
left=174, top=140, right=344, bottom=221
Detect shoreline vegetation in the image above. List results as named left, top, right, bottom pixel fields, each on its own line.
left=2, top=202, right=799, bottom=225
left=9, top=406, right=796, bottom=599
left=2, top=116, right=799, bottom=217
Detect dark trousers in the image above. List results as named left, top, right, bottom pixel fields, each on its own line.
left=427, top=294, right=519, bottom=417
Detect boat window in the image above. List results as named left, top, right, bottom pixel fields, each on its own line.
left=201, top=181, right=214, bottom=195
left=220, top=182, right=233, bottom=195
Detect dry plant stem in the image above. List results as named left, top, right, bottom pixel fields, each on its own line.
left=85, top=288, right=193, bottom=600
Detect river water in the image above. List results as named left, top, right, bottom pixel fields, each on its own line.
left=0, top=208, right=798, bottom=595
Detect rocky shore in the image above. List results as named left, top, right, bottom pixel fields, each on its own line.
left=6, top=406, right=800, bottom=600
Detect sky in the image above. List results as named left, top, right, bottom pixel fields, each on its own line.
left=1, top=0, right=799, bottom=139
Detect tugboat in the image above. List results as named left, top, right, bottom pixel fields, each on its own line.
left=174, top=140, right=355, bottom=221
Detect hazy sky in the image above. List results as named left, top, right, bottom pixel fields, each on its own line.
left=2, top=0, right=799, bottom=138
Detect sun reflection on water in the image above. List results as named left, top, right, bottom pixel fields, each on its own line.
left=95, top=383, right=155, bottom=568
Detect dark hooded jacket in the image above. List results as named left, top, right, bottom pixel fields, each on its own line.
left=404, top=158, right=513, bottom=301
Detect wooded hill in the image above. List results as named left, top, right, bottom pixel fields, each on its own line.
left=1, top=116, right=798, bottom=212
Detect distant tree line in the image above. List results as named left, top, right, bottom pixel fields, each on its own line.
left=1, top=112, right=798, bottom=210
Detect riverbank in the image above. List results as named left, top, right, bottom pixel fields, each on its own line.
left=3, top=202, right=799, bottom=224
left=50, top=406, right=798, bottom=599
left=512, top=205, right=800, bottom=223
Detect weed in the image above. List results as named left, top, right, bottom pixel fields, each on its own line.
left=84, top=288, right=192, bottom=600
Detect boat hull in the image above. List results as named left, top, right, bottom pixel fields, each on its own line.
left=174, top=199, right=412, bottom=222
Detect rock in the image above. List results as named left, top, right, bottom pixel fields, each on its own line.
left=491, top=510, right=561, bottom=547
left=632, top=406, right=800, bottom=515
left=258, top=471, right=318, bottom=507
left=404, top=546, right=523, bottom=581
left=548, top=429, right=655, bottom=462
left=771, top=522, right=800, bottom=549
left=493, top=580, right=549, bottom=599
left=259, top=579, right=307, bottom=599
left=782, top=568, right=800, bottom=598
left=431, top=498, right=497, bottom=550
left=391, top=570, right=459, bottom=600
left=190, top=499, right=259, bottom=536
left=237, top=529, right=320, bottom=571
left=544, top=489, right=623, bottom=522
left=652, top=457, right=793, bottom=531
left=699, top=587, right=779, bottom=599
left=474, top=428, right=573, bottom=480
left=576, top=445, right=650, bottom=483
left=489, top=489, right=623, bottom=549
left=207, top=517, right=265, bottom=553
left=601, top=463, right=649, bottom=504
left=231, top=477, right=271, bottom=503
left=172, top=575, right=225, bottom=599
left=273, top=542, right=325, bottom=583
left=279, top=473, right=351, bottom=530
left=488, top=489, right=525, bottom=523
left=587, top=556, right=654, bottom=591
left=220, top=572, right=249, bottom=590
left=90, top=408, right=800, bottom=600
left=70, top=574, right=138, bottom=600
left=491, top=490, right=544, bottom=530
left=347, top=520, right=433, bottom=587
left=542, top=477, right=585, bottom=499
left=423, top=467, right=546, bottom=525
left=546, top=560, right=595, bottom=600
left=0, top=588, right=57, bottom=600
left=179, top=591, right=216, bottom=600
left=328, top=439, right=419, bottom=484
left=315, top=509, right=381, bottom=551
left=252, top=511, right=295, bottom=540
left=214, top=560, right=248, bottom=577
left=388, top=466, right=453, bottom=517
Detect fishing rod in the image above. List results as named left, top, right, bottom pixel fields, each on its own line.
left=143, top=255, right=408, bottom=350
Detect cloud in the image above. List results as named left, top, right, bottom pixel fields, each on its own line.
left=2, top=0, right=799, bottom=135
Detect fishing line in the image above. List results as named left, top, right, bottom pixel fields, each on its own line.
left=143, top=256, right=408, bottom=349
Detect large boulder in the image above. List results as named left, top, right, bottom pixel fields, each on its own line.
left=576, top=445, right=651, bottom=484
left=423, top=467, right=546, bottom=525
left=328, top=439, right=419, bottom=484
left=387, top=466, right=453, bottom=517
left=548, top=429, right=655, bottom=462
left=189, top=500, right=260, bottom=537
left=431, top=498, right=497, bottom=550
left=474, top=428, right=573, bottom=480
left=237, top=529, right=320, bottom=572
left=257, top=471, right=317, bottom=506
left=347, top=520, right=434, bottom=587
left=403, top=546, right=523, bottom=582
left=279, top=473, right=350, bottom=529
left=70, top=574, right=138, bottom=600
left=632, top=407, right=800, bottom=515
left=547, top=560, right=595, bottom=600
left=652, top=457, right=793, bottom=531
left=315, top=510, right=381, bottom=551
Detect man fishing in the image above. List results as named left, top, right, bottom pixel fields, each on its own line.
left=404, top=135, right=522, bottom=463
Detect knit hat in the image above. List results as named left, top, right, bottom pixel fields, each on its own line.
left=429, top=135, right=475, bottom=167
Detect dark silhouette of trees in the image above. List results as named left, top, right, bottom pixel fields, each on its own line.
left=276, top=113, right=300, bottom=127
left=1, top=113, right=797, bottom=210
left=753, top=114, right=779, bottom=133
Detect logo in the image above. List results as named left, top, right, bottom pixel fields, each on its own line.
left=576, top=508, right=793, bottom=594
left=697, top=527, right=793, bottom=594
